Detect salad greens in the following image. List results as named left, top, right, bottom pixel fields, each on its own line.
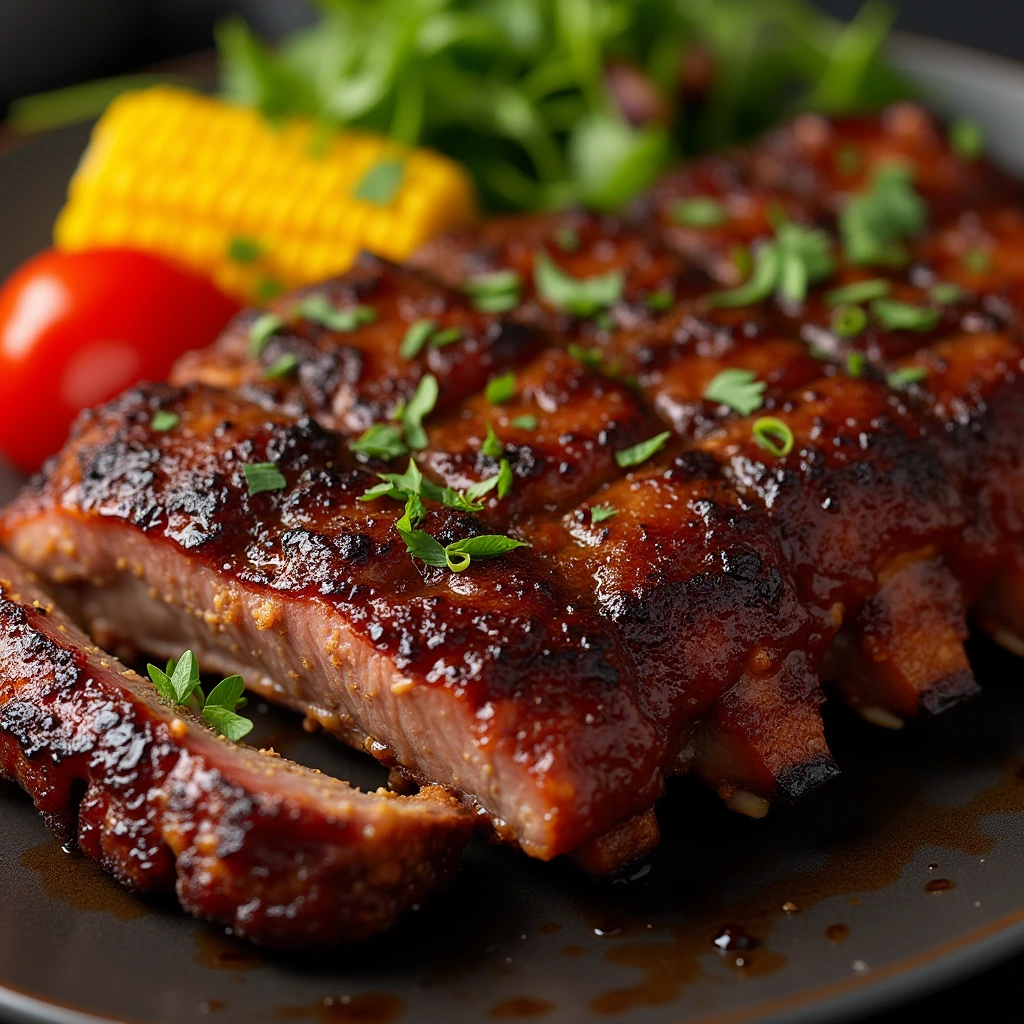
left=217, top=0, right=907, bottom=212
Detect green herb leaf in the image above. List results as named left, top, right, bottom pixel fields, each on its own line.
left=147, top=650, right=202, bottom=707
left=150, top=410, right=180, bottom=433
left=555, top=227, right=581, bottom=253
left=443, top=534, right=529, bottom=573
left=464, top=270, right=522, bottom=296
left=832, top=305, right=868, bottom=337
left=227, top=236, right=263, bottom=264
left=950, top=119, right=984, bottom=161
left=486, top=372, right=517, bottom=405
left=255, top=278, right=285, bottom=301
left=846, top=351, right=867, bottom=378
left=400, top=319, right=437, bottom=359
left=930, top=282, right=967, bottom=304
left=615, top=431, right=671, bottom=468
left=870, top=297, right=940, bottom=333
left=265, top=352, right=300, bottom=379
left=964, top=248, right=992, bottom=274
left=510, top=414, right=538, bottom=431
left=430, top=326, right=464, bottom=348
left=397, top=526, right=448, bottom=568
left=703, top=368, right=766, bottom=416
left=349, top=424, right=407, bottom=461
left=296, top=294, right=377, bottom=332
left=590, top=504, right=618, bottom=523
left=824, top=278, right=891, bottom=306
left=243, top=462, right=286, bottom=495
left=497, top=458, right=513, bottom=500
left=354, top=159, right=405, bottom=205
left=481, top=423, right=505, bottom=459
left=751, top=417, right=795, bottom=458
left=841, top=164, right=928, bottom=267
left=534, top=252, right=624, bottom=317
left=202, top=675, right=253, bottom=742
left=249, top=312, right=284, bottom=356
left=396, top=491, right=427, bottom=533
left=708, top=245, right=781, bottom=308
left=401, top=374, right=439, bottom=451
left=887, top=365, right=928, bottom=389
left=567, top=344, right=604, bottom=373
left=644, top=291, right=674, bottom=312
left=671, top=196, right=728, bottom=228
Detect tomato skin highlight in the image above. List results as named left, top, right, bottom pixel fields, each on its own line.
left=0, top=248, right=240, bottom=473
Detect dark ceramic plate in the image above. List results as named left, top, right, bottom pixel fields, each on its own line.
left=4, top=33, right=1024, bottom=1024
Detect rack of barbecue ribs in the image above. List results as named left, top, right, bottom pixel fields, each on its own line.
left=4, top=102, right=1024, bottom=941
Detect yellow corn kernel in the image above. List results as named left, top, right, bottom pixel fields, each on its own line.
left=55, top=86, right=478, bottom=303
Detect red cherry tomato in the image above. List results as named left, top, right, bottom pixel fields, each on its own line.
left=0, top=248, right=240, bottom=473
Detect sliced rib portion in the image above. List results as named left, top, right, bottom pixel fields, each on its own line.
left=1, top=384, right=664, bottom=861
left=0, top=554, right=471, bottom=948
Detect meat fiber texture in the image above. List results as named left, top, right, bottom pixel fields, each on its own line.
left=6, top=102, right=1024, bottom=882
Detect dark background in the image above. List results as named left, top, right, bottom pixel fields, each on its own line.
left=1, top=2, right=1024, bottom=1022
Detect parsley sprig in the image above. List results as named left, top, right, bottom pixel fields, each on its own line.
left=703, top=368, right=766, bottom=416
left=840, top=164, right=927, bottom=267
left=350, top=374, right=439, bottom=460
left=709, top=221, right=834, bottom=307
left=147, top=651, right=252, bottom=742
left=534, top=252, right=624, bottom=318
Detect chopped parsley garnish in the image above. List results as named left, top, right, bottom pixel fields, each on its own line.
left=930, top=282, right=967, bottom=304
left=463, top=270, right=522, bottom=313
left=534, top=251, right=624, bottom=317
left=401, top=374, right=439, bottom=450
left=824, top=278, right=891, bottom=306
left=703, top=368, right=766, bottom=416
left=265, top=352, right=300, bottom=379
left=227, top=236, right=263, bottom=264
left=255, top=277, right=285, bottom=301
left=555, top=226, right=581, bottom=253
left=150, top=410, right=180, bottom=432
left=486, top=371, right=517, bottom=405
left=249, top=312, right=284, bottom=356
left=870, top=297, right=939, bottom=333
left=615, top=431, right=671, bottom=468
left=353, top=158, right=405, bottom=204
left=349, top=423, right=408, bottom=461
left=296, top=294, right=377, bottom=332
left=751, top=417, right=794, bottom=458
left=590, top=504, right=618, bottom=524
left=147, top=650, right=253, bottom=742
left=950, top=118, right=984, bottom=161
left=840, top=164, right=927, bottom=267
left=430, top=326, right=464, bottom=347
left=836, top=146, right=862, bottom=175
left=400, top=319, right=437, bottom=359
left=964, top=247, right=992, bottom=274
left=481, top=423, right=505, bottom=459
left=567, top=343, right=604, bottom=371
left=887, top=365, right=928, bottom=390
left=832, top=304, right=868, bottom=337
left=644, top=290, right=674, bottom=312
left=242, top=462, right=287, bottom=495
left=708, top=221, right=833, bottom=307
left=496, top=458, right=514, bottom=499
left=510, top=414, right=538, bottom=431
left=671, top=196, right=729, bottom=228
left=442, top=534, right=527, bottom=572
left=846, top=351, right=867, bottom=378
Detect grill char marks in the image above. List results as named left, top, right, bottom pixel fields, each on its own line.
left=173, top=253, right=545, bottom=436
left=0, top=554, right=472, bottom=948
left=3, top=384, right=664, bottom=860
left=6, top=103, right=1024, bottom=888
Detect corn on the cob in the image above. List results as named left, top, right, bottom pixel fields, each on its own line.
left=55, top=86, right=478, bottom=303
